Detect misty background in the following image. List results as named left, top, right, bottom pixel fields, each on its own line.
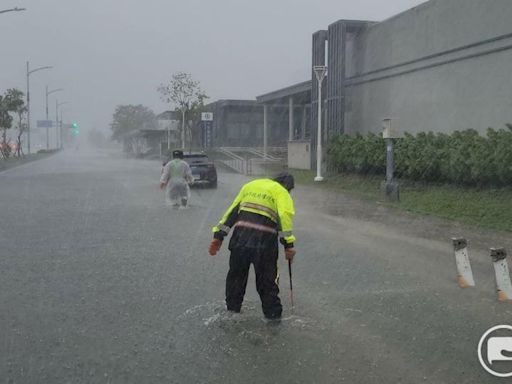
left=1, top=0, right=425, bottom=133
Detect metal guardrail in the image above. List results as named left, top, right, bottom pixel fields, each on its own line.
left=221, top=158, right=254, bottom=175
left=216, top=146, right=287, bottom=175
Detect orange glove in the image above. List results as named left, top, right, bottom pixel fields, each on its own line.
left=285, top=248, right=296, bottom=262
left=209, top=239, right=222, bottom=256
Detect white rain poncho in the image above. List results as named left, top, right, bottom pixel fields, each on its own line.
left=160, top=159, right=194, bottom=206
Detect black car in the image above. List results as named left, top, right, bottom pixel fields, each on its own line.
left=162, top=153, right=217, bottom=188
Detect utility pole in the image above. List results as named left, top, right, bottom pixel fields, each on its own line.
left=181, top=108, right=186, bottom=150
left=56, top=101, right=68, bottom=149
left=26, top=62, right=52, bottom=154
left=60, top=109, right=64, bottom=149
left=55, top=100, right=59, bottom=148
left=45, top=87, right=63, bottom=149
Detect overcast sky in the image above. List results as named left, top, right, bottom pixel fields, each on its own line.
left=1, top=0, right=426, bottom=134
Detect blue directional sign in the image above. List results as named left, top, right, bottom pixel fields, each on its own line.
left=202, top=121, right=212, bottom=148
left=36, top=120, right=53, bottom=128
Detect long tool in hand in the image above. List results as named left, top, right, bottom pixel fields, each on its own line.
left=288, top=259, right=294, bottom=310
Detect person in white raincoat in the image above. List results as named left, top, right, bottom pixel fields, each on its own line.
left=160, top=150, right=194, bottom=208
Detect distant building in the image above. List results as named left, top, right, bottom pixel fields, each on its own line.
left=156, top=110, right=180, bottom=151
left=260, top=0, right=512, bottom=169
left=205, top=99, right=297, bottom=148
left=317, top=0, right=512, bottom=137
left=120, top=111, right=180, bottom=157
left=256, top=81, right=313, bottom=169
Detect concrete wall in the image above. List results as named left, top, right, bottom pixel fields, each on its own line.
left=344, top=0, right=512, bottom=136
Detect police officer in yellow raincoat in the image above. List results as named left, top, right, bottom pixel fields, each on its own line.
left=208, top=172, right=296, bottom=320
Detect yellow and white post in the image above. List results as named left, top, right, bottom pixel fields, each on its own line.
left=490, top=248, right=512, bottom=302
left=452, top=238, right=475, bottom=288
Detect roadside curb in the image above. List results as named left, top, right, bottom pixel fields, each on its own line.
left=0, top=150, right=60, bottom=173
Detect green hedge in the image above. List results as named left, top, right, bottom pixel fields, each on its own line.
left=327, top=126, right=512, bottom=186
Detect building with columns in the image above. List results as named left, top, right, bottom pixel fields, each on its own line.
left=258, top=0, right=512, bottom=169
left=209, top=0, right=512, bottom=170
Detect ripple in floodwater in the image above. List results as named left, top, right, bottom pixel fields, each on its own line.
left=170, top=301, right=338, bottom=383
left=175, top=301, right=318, bottom=346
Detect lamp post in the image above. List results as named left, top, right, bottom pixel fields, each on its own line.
left=59, top=108, right=66, bottom=149
left=26, top=62, right=52, bottom=154
left=0, top=7, right=26, bottom=14
left=45, top=87, right=63, bottom=149
left=313, top=65, right=327, bottom=182
left=181, top=106, right=188, bottom=150
left=56, top=100, right=68, bottom=149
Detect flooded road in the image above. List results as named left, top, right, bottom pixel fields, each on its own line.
left=1, top=149, right=510, bottom=383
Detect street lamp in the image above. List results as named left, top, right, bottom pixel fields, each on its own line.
left=56, top=100, right=68, bottom=149
left=45, top=87, right=63, bottom=149
left=313, top=65, right=327, bottom=182
left=181, top=105, right=188, bottom=150
left=26, top=62, right=52, bottom=154
left=0, top=7, right=26, bottom=14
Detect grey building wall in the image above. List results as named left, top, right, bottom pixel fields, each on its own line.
left=207, top=100, right=289, bottom=147
left=326, top=21, right=346, bottom=139
left=343, top=0, right=512, bottom=135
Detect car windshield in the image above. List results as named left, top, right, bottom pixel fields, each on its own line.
left=2, top=1, right=512, bottom=383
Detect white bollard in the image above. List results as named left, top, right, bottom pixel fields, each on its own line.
left=491, top=248, right=512, bottom=302
left=452, top=238, right=475, bottom=288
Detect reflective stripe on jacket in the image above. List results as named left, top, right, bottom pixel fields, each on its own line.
left=213, top=178, right=296, bottom=246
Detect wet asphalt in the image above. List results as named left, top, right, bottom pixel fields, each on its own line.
left=1, top=149, right=511, bottom=383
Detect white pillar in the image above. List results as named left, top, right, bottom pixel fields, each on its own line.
left=491, top=248, right=512, bottom=301
left=452, top=238, right=475, bottom=288
left=288, top=97, right=294, bottom=142
left=314, top=81, right=324, bottom=181
left=301, top=106, right=307, bottom=139
left=263, top=104, right=268, bottom=160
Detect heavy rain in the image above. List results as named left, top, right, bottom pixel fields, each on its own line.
left=2, top=1, right=512, bottom=383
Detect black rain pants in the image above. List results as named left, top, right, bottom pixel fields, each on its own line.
left=225, top=244, right=282, bottom=319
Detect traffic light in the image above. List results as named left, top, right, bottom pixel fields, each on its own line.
left=71, top=122, right=79, bottom=136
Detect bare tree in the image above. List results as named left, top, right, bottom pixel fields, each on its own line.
left=158, top=72, right=207, bottom=150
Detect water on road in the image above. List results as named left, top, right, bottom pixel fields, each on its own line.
left=1, top=149, right=510, bottom=383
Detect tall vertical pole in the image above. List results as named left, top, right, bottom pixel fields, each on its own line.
left=288, top=97, right=294, bottom=142
left=60, top=109, right=64, bottom=149
left=167, top=120, right=170, bottom=151
left=45, top=86, right=49, bottom=150
left=301, top=106, right=307, bottom=140
left=263, top=104, right=268, bottom=160
left=315, top=79, right=323, bottom=181
left=26, top=62, right=31, bottom=154
left=55, top=99, right=59, bottom=149
left=181, top=109, right=186, bottom=150
left=45, top=86, right=49, bottom=120
left=381, top=118, right=400, bottom=201
left=386, top=139, right=394, bottom=183
left=313, top=66, right=327, bottom=182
